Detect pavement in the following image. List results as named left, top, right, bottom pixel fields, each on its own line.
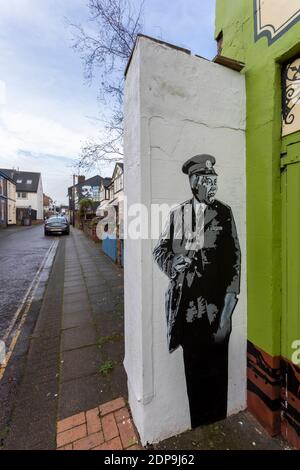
left=0, top=227, right=293, bottom=450
left=152, top=411, right=291, bottom=451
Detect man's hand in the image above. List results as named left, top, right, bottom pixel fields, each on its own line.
left=214, top=319, right=231, bottom=344
left=219, top=293, right=238, bottom=328
left=172, top=254, right=192, bottom=274
left=213, top=293, right=238, bottom=344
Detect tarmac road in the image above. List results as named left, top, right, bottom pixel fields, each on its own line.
left=0, top=225, right=57, bottom=341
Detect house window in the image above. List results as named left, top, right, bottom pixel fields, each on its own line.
left=0, top=177, right=4, bottom=196
left=92, top=187, right=100, bottom=201
left=17, top=192, right=28, bottom=199
left=114, top=175, right=123, bottom=193
left=26, top=179, right=32, bottom=184
left=16, top=179, right=22, bottom=184
left=282, top=57, right=300, bottom=136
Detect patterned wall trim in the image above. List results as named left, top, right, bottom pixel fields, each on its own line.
left=281, top=358, right=300, bottom=450
left=247, top=341, right=281, bottom=436
left=254, top=0, right=300, bottom=46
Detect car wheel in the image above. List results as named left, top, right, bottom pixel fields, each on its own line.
left=44, top=230, right=49, bottom=236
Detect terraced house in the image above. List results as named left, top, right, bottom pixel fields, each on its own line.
left=0, top=170, right=16, bottom=227
left=0, top=169, right=43, bottom=221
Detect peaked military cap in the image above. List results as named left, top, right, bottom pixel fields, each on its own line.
left=182, top=154, right=218, bottom=176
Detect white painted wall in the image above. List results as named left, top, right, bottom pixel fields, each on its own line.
left=124, top=36, right=247, bottom=445
left=16, top=193, right=36, bottom=210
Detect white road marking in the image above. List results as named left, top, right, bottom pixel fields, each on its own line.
left=0, top=340, right=5, bottom=364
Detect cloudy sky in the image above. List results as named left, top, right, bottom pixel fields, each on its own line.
left=0, top=0, right=216, bottom=204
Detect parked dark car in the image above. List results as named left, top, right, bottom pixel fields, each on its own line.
left=44, top=216, right=70, bottom=236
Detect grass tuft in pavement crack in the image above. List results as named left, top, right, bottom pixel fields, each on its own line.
left=127, top=437, right=138, bottom=447
left=0, top=427, right=10, bottom=449
left=99, top=360, right=114, bottom=376
left=97, top=332, right=123, bottom=348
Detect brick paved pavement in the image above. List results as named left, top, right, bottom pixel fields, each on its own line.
left=57, top=397, right=142, bottom=450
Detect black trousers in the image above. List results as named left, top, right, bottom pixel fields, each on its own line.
left=181, top=319, right=229, bottom=428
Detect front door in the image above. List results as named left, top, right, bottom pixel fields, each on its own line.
left=281, top=140, right=300, bottom=445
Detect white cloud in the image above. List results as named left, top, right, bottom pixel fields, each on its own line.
left=0, top=0, right=86, bottom=45
left=0, top=0, right=104, bottom=205
left=0, top=109, right=86, bottom=159
left=0, top=81, right=6, bottom=106
left=0, top=0, right=216, bottom=204
left=0, top=108, right=105, bottom=204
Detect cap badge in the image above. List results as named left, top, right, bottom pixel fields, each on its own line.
left=206, top=160, right=213, bottom=169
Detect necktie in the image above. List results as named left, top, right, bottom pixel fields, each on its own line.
left=194, top=202, right=206, bottom=251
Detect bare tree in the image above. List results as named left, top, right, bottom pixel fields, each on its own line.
left=69, top=0, right=144, bottom=170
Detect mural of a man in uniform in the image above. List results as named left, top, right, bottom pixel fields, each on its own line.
left=153, top=154, right=241, bottom=428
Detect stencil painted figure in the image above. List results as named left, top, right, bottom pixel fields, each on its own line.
left=153, top=154, right=241, bottom=427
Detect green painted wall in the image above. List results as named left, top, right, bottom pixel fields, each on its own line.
left=215, top=0, right=300, bottom=357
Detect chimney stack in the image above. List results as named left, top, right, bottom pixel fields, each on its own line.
left=77, top=175, right=85, bottom=184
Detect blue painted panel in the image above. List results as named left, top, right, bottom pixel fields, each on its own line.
left=102, top=235, right=117, bottom=262
left=121, top=240, right=124, bottom=267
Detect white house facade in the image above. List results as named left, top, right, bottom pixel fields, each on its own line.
left=0, top=170, right=44, bottom=220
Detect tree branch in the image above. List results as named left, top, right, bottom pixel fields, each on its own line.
left=68, top=0, right=143, bottom=169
